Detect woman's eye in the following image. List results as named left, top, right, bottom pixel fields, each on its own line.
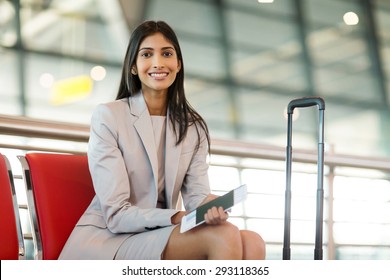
left=141, top=52, right=152, bottom=58
left=163, top=52, right=173, bottom=57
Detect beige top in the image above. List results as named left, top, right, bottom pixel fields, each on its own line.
left=151, top=116, right=166, bottom=209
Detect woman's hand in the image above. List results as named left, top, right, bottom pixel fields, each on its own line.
left=200, top=194, right=229, bottom=225
left=173, top=195, right=229, bottom=226
left=204, top=206, right=229, bottom=225
left=171, top=211, right=187, bottom=225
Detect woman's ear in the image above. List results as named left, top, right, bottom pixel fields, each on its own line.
left=131, top=67, right=137, bottom=75
left=177, top=60, right=182, bottom=73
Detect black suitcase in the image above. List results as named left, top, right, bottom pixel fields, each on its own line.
left=282, top=97, right=325, bottom=260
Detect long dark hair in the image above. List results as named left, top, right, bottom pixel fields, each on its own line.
left=116, top=20, right=210, bottom=150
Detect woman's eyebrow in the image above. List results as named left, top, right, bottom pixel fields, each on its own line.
left=161, top=46, right=175, bottom=51
left=138, top=47, right=153, bottom=52
left=138, top=46, right=175, bottom=52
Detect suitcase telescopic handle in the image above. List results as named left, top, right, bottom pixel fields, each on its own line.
left=287, top=97, right=325, bottom=113
left=283, top=96, right=325, bottom=260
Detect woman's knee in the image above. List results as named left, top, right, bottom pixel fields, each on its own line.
left=163, top=222, right=243, bottom=260
left=200, top=222, right=243, bottom=258
left=240, top=230, right=266, bottom=260
left=203, top=222, right=241, bottom=245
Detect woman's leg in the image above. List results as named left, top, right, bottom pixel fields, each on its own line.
left=240, top=230, right=266, bottom=260
left=162, top=222, right=243, bottom=260
left=162, top=222, right=266, bottom=260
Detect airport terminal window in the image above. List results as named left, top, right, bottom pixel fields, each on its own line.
left=1, top=0, right=389, bottom=157
left=333, top=174, right=390, bottom=245
left=23, top=53, right=120, bottom=123
left=0, top=0, right=16, bottom=47
left=236, top=89, right=305, bottom=147
left=19, top=0, right=127, bottom=63
left=180, top=40, right=226, bottom=79
left=147, top=0, right=220, bottom=38
left=187, top=82, right=237, bottom=139
left=375, top=0, right=390, bottom=100
left=0, top=49, right=20, bottom=115
left=305, top=0, right=378, bottom=101
left=209, top=159, right=331, bottom=260
left=226, top=0, right=295, bottom=17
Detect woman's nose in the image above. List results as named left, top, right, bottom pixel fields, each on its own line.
left=152, top=56, right=164, bottom=68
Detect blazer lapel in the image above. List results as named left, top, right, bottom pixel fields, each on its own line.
left=130, top=93, right=159, bottom=195
left=164, top=114, right=182, bottom=208
left=129, top=92, right=182, bottom=209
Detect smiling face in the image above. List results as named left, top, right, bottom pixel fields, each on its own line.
left=133, top=32, right=181, bottom=96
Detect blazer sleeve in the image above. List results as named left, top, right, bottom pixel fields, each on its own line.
left=88, top=104, right=178, bottom=233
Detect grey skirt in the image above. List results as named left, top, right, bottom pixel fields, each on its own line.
left=114, top=225, right=178, bottom=260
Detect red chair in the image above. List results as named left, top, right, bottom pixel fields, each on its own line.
left=0, top=153, right=25, bottom=260
left=18, top=153, right=95, bottom=260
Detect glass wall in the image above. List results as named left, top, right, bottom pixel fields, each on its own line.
left=1, top=0, right=390, bottom=157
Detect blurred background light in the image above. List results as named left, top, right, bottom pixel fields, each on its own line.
left=343, top=11, right=359, bottom=25
left=39, top=73, right=54, bottom=88
left=90, top=65, right=106, bottom=81
left=51, top=75, right=93, bottom=105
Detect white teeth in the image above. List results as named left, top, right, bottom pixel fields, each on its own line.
left=150, top=73, right=167, bottom=77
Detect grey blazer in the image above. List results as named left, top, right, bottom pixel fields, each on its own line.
left=59, top=91, right=210, bottom=259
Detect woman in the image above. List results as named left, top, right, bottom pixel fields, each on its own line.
left=59, top=20, right=265, bottom=260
